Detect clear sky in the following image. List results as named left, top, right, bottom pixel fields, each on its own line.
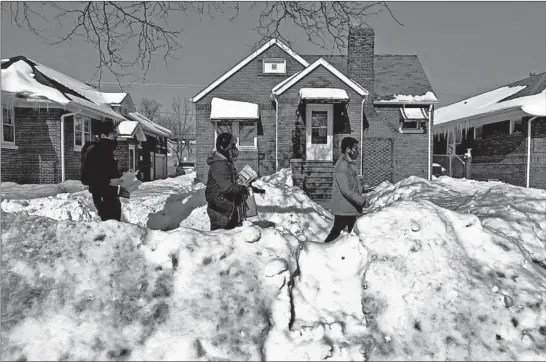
left=2, top=1, right=545, bottom=114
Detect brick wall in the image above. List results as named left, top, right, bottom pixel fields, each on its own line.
left=1, top=107, right=64, bottom=184
left=194, top=44, right=306, bottom=183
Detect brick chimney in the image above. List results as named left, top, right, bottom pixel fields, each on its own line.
left=347, top=25, right=375, bottom=96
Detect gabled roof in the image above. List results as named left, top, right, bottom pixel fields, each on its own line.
left=434, top=72, right=546, bottom=127
left=192, top=39, right=310, bottom=103
left=1, top=56, right=123, bottom=120
left=272, top=58, right=368, bottom=97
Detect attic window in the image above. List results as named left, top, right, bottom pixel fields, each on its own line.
left=263, top=59, right=286, bottom=74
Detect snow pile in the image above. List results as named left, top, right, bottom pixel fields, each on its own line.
left=1, top=173, right=203, bottom=228
left=210, top=97, right=259, bottom=120
left=2, top=169, right=546, bottom=361
left=354, top=197, right=546, bottom=361
left=378, top=91, right=438, bottom=103
left=181, top=169, right=334, bottom=241
left=1, top=180, right=87, bottom=200
left=0, top=213, right=300, bottom=361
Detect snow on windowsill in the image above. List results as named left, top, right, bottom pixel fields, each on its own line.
left=1, top=143, right=19, bottom=150
left=73, top=146, right=83, bottom=152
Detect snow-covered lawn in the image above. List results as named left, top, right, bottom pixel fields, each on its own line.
left=1, top=171, right=545, bottom=361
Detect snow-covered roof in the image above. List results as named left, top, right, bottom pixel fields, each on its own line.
left=272, top=58, right=368, bottom=97
left=375, top=91, right=438, bottom=104
left=210, top=97, right=259, bottom=120
left=299, top=88, right=349, bottom=101
left=433, top=83, right=546, bottom=134
left=192, top=39, right=310, bottom=103
left=127, top=112, right=172, bottom=137
left=100, top=92, right=127, bottom=105
left=1, top=56, right=123, bottom=120
left=434, top=72, right=546, bottom=133
left=1, top=59, right=69, bottom=105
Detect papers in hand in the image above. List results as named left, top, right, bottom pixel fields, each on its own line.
left=120, top=170, right=142, bottom=193
left=237, top=164, right=258, bottom=185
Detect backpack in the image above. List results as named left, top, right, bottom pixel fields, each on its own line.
left=80, top=140, right=97, bottom=186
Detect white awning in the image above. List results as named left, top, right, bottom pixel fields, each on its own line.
left=299, top=88, right=349, bottom=101
left=117, top=120, right=146, bottom=142
left=210, top=97, right=259, bottom=120
left=400, top=107, right=428, bottom=120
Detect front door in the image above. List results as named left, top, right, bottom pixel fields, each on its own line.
left=306, top=104, right=333, bottom=161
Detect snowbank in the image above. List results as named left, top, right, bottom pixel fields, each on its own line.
left=2, top=170, right=546, bottom=361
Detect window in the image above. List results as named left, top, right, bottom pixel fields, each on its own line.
left=474, top=126, right=483, bottom=140
left=129, top=145, right=136, bottom=172
left=311, top=111, right=328, bottom=144
left=2, top=104, right=15, bottom=144
left=214, top=120, right=257, bottom=149
left=263, top=59, right=286, bottom=74
left=399, top=108, right=426, bottom=134
left=74, top=115, right=92, bottom=148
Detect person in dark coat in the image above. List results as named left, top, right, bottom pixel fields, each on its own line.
left=205, top=133, right=249, bottom=230
left=83, top=120, right=122, bottom=221
left=324, top=137, right=367, bottom=243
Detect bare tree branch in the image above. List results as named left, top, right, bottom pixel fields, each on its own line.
left=138, top=97, right=161, bottom=122
left=2, top=1, right=402, bottom=86
left=155, top=97, right=196, bottom=166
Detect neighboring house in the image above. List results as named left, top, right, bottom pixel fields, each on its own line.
left=0, top=56, right=172, bottom=184
left=101, top=93, right=172, bottom=181
left=433, top=72, right=546, bottom=189
left=191, top=26, right=438, bottom=200
left=1, top=56, right=125, bottom=184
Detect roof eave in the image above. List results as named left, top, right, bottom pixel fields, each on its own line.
left=374, top=100, right=439, bottom=106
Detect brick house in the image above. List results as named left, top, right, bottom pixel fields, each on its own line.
left=101, top=93, right=172, bottom=181
left=1, top=56, right=171, bottom=184
left=433, top=72, right=546, bottom=189
left=191, top=26, right=439, bottom=201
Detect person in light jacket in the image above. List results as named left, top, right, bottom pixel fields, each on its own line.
left=324, top=137, right=367, bottom=243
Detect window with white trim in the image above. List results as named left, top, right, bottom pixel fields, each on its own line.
left=398, top=107, right=427, bottom=134
left=2, top=104, right=15, bottom=144
left=213, top=120, right=257, bottom=150
left=263, top=58, right=286, bottom=74
left=74, top=115, right=92, bottom=148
